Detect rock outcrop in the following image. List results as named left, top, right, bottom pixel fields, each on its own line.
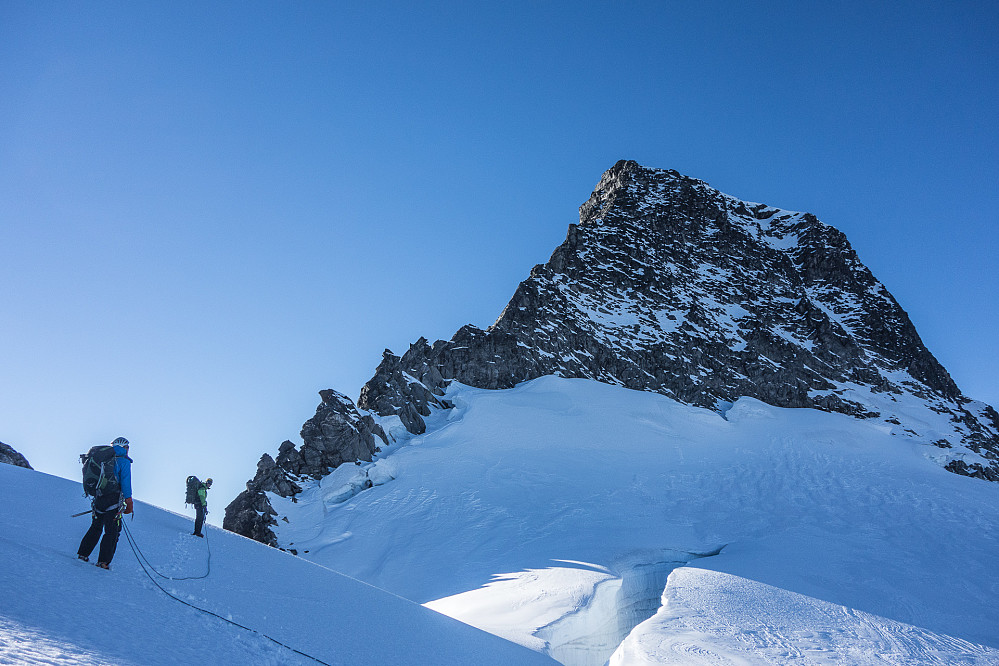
left=0, top=441, right=32, bottom=469
left=226, top=160, right=999, bottom=546
left=223, top=390, right=387, bottom=544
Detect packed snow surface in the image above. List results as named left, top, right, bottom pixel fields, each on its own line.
left=0, top=464, right=555, bottom=665
left=272, top=377, right=999, bottom=665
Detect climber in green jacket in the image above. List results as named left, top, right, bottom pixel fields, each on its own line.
left=193, top=478, right=212, bottom=538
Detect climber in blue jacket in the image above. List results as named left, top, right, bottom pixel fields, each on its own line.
left=77, top=437, right=133, bottom=569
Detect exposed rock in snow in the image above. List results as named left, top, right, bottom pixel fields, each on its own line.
left=223, top=389, right=388, bottom=544
left=0, top=441, right=31, bottom=469
left=360, top=344, right=453, bottom=434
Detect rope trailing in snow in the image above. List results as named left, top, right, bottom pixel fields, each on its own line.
left=121, top=519, right=211, bottom=580
left=120, top=521, right=330, bottom=665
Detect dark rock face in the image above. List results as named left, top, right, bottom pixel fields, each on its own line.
left=222, top=453, right=288, bottom=548
left=945, top=459, right=999, bottom=482
left=359, top=162, right=995, bottom=458
left=0, top=441, right=32, bottom=469
left=222, top=390, right=388, bottom=544
left=296, top=389, right=387, bottom=475
left=226, top=160, right=999, bottom=546
left=359, top=346, right=452, bottom=435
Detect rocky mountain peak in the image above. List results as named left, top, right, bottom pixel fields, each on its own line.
left=225, top=161, right=999, bottom=545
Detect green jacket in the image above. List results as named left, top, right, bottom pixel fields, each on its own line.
left=197, top=484, right=208, bottom=508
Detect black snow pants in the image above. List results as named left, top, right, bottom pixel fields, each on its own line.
left=194, top=503, right=206, bottom=536
left=78, top=497, right=122, bottom=564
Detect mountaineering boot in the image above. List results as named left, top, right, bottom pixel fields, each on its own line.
left=78, top=554, right=89, bottom=562
left=95, top=562, right=110, bottom=570
left=193, top=532, right=204, bottom=538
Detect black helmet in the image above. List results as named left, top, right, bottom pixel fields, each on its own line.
left=111, top=437, right=129, bottom=447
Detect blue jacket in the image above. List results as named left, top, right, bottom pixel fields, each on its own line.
left=113, top=444, right=132, bottom=499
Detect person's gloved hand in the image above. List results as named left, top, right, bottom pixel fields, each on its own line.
left=123, top=497, right=134, bottom=514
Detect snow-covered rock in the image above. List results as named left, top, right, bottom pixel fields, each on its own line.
left=360, top=161, right=997, bottom=469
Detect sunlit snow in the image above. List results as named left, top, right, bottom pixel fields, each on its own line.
left=271, top=377, right=999, bottom=665
left=0, top=465, right=555, bottom=665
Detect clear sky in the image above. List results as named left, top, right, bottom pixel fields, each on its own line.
left=2, top=1, right=996, bottom=521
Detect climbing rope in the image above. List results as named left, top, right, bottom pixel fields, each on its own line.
left=120, top=520, right=330, bottom=665
left=121, top=519, right=210, bottom=580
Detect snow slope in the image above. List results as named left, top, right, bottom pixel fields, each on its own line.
left=612, top=568, right=994, bottom=665
left=271, top=377, right=999, bottom=665
left=0, top=464, right=556, bottom=665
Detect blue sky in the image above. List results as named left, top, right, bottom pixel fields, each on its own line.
left=2, top=1, right=996, bottom=519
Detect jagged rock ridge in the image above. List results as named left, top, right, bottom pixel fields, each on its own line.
left=224, top=390, right=387, bottom=545
left=0, top=441, right=32, bottom=469
left=225, top=160, right=999, bottom=545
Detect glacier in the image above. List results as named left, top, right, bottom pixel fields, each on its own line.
left=269, top=376, right=999, bottom=664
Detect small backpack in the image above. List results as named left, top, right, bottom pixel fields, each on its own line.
left=81, top=445, right=120, bottom=498
left=186, top=476, right=201, bottom=505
